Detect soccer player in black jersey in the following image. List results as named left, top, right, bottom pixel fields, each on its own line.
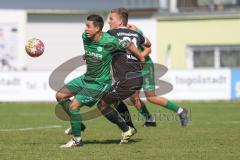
left=97, top=8, right=152, bottom=143
left=106, top=8, right=188, bottom=131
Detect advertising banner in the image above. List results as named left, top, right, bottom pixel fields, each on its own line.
left=162, top=69, right=231, bottom=100
left=0, top=69, right=234, bottom=102
left=0, top=71, right=85, bottom=102
left=231, top=69, right=240, bottom=100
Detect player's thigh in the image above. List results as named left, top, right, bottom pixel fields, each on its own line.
left=101, top=87, right=122, bottom=105
left=74, top=84, right=108, bottom=107
left=75, top=94, right=98, bottom=107
left=56, top=76, right=85, bottom=100
left=66, top=76, right=85, bottom=94
left=142, top=61, right=156, bottom=91
left=103, top=80, right=140, bottom=105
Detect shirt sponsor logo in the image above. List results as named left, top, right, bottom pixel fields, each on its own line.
left=97, top=46, right=103, bottom=52
left=86, top=51, right=102, bottom=61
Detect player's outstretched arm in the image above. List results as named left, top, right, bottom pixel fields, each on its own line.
left=143, top=37, right=151, bottom=48
left=141, top=46, right=151, bottom=58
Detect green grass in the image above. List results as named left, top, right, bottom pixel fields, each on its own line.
left=0, top=101, right=240, bottom=160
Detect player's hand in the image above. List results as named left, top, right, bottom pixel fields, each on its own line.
left=127, top=24, right=137, bottom=31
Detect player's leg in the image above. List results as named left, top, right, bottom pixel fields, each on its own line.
left=56, top=86, right=73, bottom=115
left=98, top=100, right=130, bottom=132
left=56, top=85, right=86, bottom=133
left=60, top=98, right=84, bottom=148
left=98, top=82, right=131, bottom=132
left=115, top=101, right=136, bottom=129
left=98, top=99, right=135, bottom=144
left=60, top=83, right=104, bottom=148
left=130, top=91, right=156, bottom=127
left=145, top=90, right=188, bottom=126
left=137, top=59, right=157, bottom=126
left=57, top=76, right=93, bottom=138
left=98, top=80, right=142, bottom=143
left=142, top=58, right=188, bottom=126
left=61, top=79, right=114, bottom=148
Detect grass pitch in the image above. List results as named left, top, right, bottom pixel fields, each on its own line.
left=0, top=101, right=239, bottom=160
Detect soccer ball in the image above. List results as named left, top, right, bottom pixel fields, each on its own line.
left=25, top=38, right=45, bottom=57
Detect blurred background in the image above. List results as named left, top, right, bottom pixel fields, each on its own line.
left=0, top=0, right=239, bottom=101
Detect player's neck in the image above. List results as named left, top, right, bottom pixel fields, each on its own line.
left=92, top=31, right=102, bottom=42
left=118, top=26, right=128, bottom=28
left=118, top=25, right=127, bottom=29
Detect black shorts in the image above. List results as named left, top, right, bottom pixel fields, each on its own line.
left=102, top=77, right=143, bottom=105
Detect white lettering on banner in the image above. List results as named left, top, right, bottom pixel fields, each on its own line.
left=175, top=75, right=227, bottom=86
left=0, top=72, right=54, bottom=101
left=0, top=77, right=20, bottom=86
left=162, top=69, right=231, bottom=100
left=0, top=71, right=85, bottom=102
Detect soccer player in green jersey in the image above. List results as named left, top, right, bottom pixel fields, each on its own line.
left=108, top=8, right=188, bottom=127
left=128, top=24, right=188, bottom=127
left=56, top=14, right=145, bottom=148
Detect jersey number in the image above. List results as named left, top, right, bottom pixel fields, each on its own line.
left=122, top=37, right=137, bottom=47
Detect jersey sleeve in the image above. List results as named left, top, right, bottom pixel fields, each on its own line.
left=107, top=30, right=114, bottom=36
left=82, top=32, right=87, bottom=42
left=138, top=33, right=145, bottom=46
left=105, top=33, right=129, bottom=53
left=136, top=27, right=144, bottom=36
left=135, top=27, right=146, bottom=46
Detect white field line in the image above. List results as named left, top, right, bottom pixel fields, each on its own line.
left=0, top=125, right=63, bottom=132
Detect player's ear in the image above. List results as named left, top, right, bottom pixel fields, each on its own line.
left=120, top=19, right=124, bottom=26
left=95, top=26, right=99, bottom=32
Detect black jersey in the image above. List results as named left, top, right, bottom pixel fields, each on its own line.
left=107, top=28, right=145, bottom=82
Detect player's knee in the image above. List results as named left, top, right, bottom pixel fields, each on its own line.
left=131, top=98, right=142, bottom=109
left=69, top=99, right=80, bottom=110
left=55, top=92, right=64, bottom=101
left=56, top=91, right=69, bottom=102
left=97, top=100, right=107, bottom=111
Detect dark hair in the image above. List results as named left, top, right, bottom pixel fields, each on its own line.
left=111, top=8, right=128, bottom=26
left=86, top=14, right=104, bottom=31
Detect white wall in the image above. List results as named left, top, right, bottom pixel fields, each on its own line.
left=25, top=14, right=86, bottom=71
left=0, top=10, right=26, bottom=70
